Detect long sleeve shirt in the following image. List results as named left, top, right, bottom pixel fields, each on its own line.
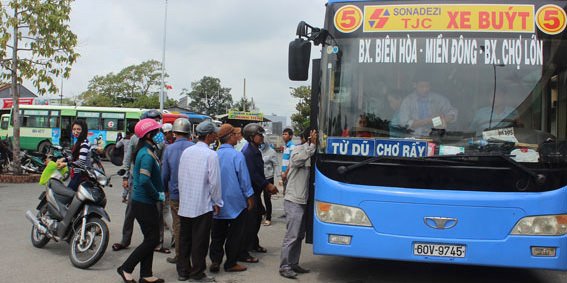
left=121, top=135, right=139, bottom=178
left=132, top=141, right=164, bottom=204
left=285, top=142, right=316, bottom=205
left=178, top=141, right=224, bottom=218
left=216, top=144, right=254, bottom=219
left=70, top=139, right=90, bottom=174
left=161, top=137, right=194, bottom=200
left=262, top=146, right=280, bottom=179
left=242, top=143, right=269, bottom=194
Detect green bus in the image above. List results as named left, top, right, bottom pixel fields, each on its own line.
left=0, top=105, right=143, bottom=158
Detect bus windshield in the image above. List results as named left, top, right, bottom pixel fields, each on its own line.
left=319, top=3, right=567, bottom=162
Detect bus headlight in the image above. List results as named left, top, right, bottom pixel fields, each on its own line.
left=316, top=201, right=372, bottom=227
left=511, top=215, right=567, bottom=236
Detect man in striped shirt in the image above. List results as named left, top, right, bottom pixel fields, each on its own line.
left=280, top=128, right=295, bottom=195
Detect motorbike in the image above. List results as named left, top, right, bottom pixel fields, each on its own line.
left=25, top=162, right=119, bottom=269
left=0, top=139, right=12, bottom=173
left=20, top=150, right=47, bottom=174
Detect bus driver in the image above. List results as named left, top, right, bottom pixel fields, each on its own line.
left=398, top=75, right=458, bottom=137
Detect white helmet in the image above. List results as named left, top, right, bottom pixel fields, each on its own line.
left=162, top=123, right=173, bottom=133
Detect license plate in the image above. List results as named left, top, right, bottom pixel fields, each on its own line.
left=413, top=243, right=466, bottom=258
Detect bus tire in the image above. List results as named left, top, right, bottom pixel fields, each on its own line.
left=104, top=144, right=115, bottom=161
left=38, top=141, right=51, bottom=155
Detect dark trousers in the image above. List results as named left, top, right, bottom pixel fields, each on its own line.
left=157, top=201, right=165, bottom=248
left=121, top=200, right=160, bottom=278
left=120, top=185, right=135, bottom=247
left=170, top=200, right=180, bottom=257
left=177, top=212, right=213, bottom=279
left=67, top=172, right=85, bottom=191
left=239, top=197, right=262, bottom=259
left=209, top=209, right=247, bottom=269
left=262, top=177, right=274, bottom=221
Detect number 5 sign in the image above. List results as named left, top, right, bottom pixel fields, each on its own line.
left=536, top=4, right=567, bottom=35
left=334, top=5, right=363, bottom=33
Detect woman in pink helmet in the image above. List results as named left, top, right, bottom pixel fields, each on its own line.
left=118, top=118, right=166, bottom=283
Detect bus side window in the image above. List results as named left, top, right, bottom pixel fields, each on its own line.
left=1, top=117, right=8, bottom=130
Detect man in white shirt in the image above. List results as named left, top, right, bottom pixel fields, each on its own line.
left=177, top=121, right=223, bottom=282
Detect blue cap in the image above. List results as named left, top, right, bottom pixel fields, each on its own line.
left=196, top=121, right=219, bottom=136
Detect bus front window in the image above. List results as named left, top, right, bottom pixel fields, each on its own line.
left=319, top=34, right=566, bottom=161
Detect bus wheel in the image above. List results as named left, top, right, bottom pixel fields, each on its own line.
left=38, top=141, right=51, bottom=155
left=104, top=144, right=115, bottom=161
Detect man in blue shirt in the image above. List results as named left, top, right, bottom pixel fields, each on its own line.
left=209, top=124, right=254, bottom=273
left=161, top=118, right=194, bottom=264
left=240, top=123, right=278, bottom=263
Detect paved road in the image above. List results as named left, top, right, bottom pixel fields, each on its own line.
left=0, top=162, right=565, bottom=282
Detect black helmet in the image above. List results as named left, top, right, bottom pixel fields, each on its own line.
left=141, top=109, right=162, bottom=120
left=242, top=123, right=265, bottom=142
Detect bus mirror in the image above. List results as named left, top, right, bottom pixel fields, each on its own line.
left=289, top=38, right=311, bottom=81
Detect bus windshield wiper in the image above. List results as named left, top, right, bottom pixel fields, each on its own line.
left=428, top=153, right=546, bottom=185
left=336, top=155, right=470, bottom=175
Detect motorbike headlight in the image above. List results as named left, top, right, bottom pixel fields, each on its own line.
left=94, top=170, right=108, bottom=186
left=316, top=201, right=372, bottom=227
left=511, top=215, right=567, bottom=236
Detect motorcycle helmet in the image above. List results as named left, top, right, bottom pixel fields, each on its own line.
left=140, top=109, right=162, bottom=120
left=135, top=118, right=161, bottom=138
left=242, top=123, right=265, bottom=142
left=172, top=118, right=191, bottom=134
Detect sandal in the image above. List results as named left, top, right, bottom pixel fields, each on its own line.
left=154, top=247, right=171, bottom=254
left=263, top=220, right=271, bottom=226
left=238, top=256, right=259, bottom=263
left=112, top=243, right=127, bottom=251
left=253, top=246, right=267, bottom=253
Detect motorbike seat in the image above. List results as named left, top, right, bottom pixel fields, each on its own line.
left=49, top=178, right=75, bottom=200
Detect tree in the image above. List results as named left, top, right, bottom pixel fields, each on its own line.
left=0, top=0, right=79, bottom=174
left=290, top=86, right=311, bottom=133
left=233, top=96, right=257, bottom=112
left=79, top=60, right=176, bottom=108
left=183, top=76, right=233, bottom=116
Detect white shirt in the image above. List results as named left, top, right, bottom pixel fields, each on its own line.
left=178, top=141, right=223, bottom=218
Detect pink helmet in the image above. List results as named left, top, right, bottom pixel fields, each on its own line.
left=135, top=118, right=161, bottom=138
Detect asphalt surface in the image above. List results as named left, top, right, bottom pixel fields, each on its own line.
left=0, top=162, right=565, bottom=283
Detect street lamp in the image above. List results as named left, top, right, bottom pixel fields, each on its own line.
left=159, top=0, right=168, bottom=112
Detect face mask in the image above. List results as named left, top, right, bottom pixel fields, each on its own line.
left=152, top=132, right=165, bottom=145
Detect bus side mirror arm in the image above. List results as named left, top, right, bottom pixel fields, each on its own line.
left=289, top=21, right=329, bottom=81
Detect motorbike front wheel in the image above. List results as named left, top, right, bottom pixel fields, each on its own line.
left=30, top=205, right=50, bottom=248
left=69, top=217, right=109, bottom=269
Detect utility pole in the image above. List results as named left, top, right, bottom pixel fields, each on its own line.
left=243, top=78, right=247, bottom=112
left=159, top=0, right=168, bottom=112
left=59, top=75, right=64, bottom=105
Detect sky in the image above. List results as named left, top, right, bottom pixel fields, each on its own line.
left=47, top=0, right=327, bottom=120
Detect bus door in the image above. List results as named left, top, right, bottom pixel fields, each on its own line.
left=60, top=116, right=73, bottom=148
left=0, top=114, right=9, bottom=139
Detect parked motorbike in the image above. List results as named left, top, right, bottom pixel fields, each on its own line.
left=20, top=150, right=47, bottom=174
left=0, top=139, right=12, bottom=173
left=25, top=162, right=118, bottom=269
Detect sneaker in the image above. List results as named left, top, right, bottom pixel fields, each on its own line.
left=279, top=269, right=297, bottom=279
left=292, top=265, right=310, bottom=274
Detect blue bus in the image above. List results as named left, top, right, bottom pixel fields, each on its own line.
left=289, top=0, right=567, bottom=270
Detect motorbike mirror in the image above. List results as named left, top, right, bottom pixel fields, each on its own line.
left=117, top=169, right=126, bottom=176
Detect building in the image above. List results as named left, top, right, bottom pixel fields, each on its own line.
left=264, top=114, right=288, bottom=134
left=0, top=84, right=47, bottom=111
